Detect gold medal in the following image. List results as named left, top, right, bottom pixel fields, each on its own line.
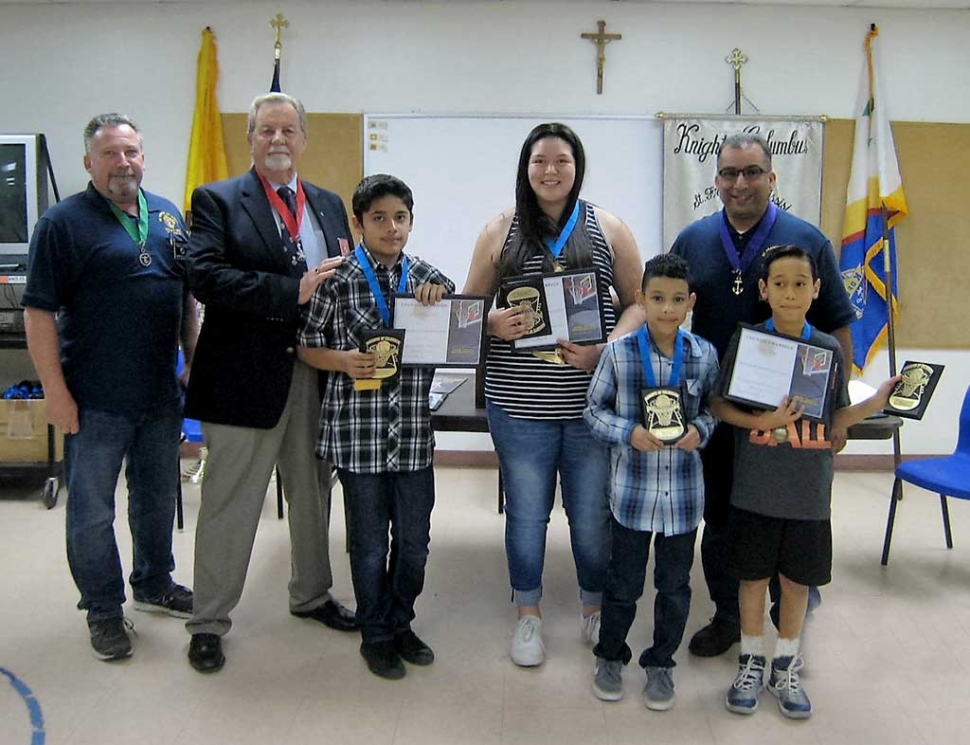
left=771, top=426, right=789, bottom=443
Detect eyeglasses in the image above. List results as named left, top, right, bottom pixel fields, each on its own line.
left=717, top=165, right=769, bottom=181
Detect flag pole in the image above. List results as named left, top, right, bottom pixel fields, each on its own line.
left=873, top=20, right=903, bottom=479
left=881, top=204, right=903, bottom=476
left=881, top=206, right=899, bottom=380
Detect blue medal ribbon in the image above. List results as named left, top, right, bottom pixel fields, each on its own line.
left=545, top=200, right=580, bottom=260
left=718, top=201, right=779, bottom=288
left=636, top=325, right=684, bottom=388
left=765, top=318, right=813, bottom=340
left=355, top=245, right=409, bottom=327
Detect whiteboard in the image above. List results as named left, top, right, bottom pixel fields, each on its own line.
left=363, top=114, right=663, bottom=291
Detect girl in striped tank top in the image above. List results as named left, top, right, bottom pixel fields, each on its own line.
left=463, top=123, right=642, bottom=667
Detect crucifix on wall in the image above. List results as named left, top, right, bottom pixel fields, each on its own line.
left=581, top=20, right=622, bottom=95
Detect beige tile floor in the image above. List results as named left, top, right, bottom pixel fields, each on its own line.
left=1, top=466, right=969, bottom=745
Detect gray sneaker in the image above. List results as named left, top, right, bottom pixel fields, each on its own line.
left=768, top=654, right=813, bottom=719
left=592, top=657, right=624, bottom=701
left=88, top=617, right=133, bottom=661
left=642, top=666, right=675, bottom=710
left=725, top=654, right=766, bottom=714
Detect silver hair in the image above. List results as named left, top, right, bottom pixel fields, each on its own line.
left=247, top=92, right=307, bottom=136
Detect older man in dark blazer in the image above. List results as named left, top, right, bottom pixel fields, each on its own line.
left=184, top=92, right=357, bottom=673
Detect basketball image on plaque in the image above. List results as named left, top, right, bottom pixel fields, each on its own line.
left=505, top=283, right=547, bottom=337
left=641, top=386, right=687, bottom=443
left=884, top=361, right=944, bottom=420
left=356, top=329, right=406, bottom=390
left=447, top=298, right=485, bottom=365
left=561, top=271, right=602, bottom=343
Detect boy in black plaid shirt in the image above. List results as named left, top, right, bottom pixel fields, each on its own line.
left=298, top=174, right=454, bottom=679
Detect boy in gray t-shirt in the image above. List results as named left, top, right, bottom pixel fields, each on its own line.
left=710, top=245, right=896, bottom=721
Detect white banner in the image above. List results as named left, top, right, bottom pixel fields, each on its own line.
left=662, top=117, right=824, bottom=250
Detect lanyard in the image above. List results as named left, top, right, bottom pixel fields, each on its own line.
left=718, top=202, right=778, bottom=277
left=545, top=200, right=580, bottom=260
left=258, top=175, right=306, bottom=239
left=107, top=190, right=149, bottom=248
left=636, top=326, right=684, bottom=388
left=355, top=245, right=409, bottom=326
left=766, top=318, right=813, bottom=340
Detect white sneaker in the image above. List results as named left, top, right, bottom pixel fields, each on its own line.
left=511, top=615, right=544, bottom=667
left=580, top=611, right=601, bottom=646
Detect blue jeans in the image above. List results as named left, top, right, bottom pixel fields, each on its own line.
left=64, top=400, right=182, bottom=623
left=486, top=401, right=610, bottom=608
left=595, top=516, right=696, bottom=669
left=339, top=466, right=435, bottom=644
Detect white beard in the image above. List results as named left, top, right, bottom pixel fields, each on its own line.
left=264, top=153, right=292, bottom=172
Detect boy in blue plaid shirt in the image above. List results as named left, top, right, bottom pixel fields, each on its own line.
left=298, top=174, right=454, bottom=680
left=584, top=253, right=719, bottom=710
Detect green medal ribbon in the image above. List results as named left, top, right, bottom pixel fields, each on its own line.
left=107, top=189, right=149, bottom=248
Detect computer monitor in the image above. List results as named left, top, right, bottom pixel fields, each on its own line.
left=0, top=134, right=50, bottom=269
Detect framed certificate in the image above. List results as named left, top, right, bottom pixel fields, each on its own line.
left=722, top=324, right=838, bottom=422
left=498, top=268, right=606, bottom=352
left=391, top=294, right=487, bottom=367
left=884, top=361, right=944, bottom=420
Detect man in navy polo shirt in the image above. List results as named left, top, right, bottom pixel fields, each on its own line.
left=23, top=113, right=198, bottom=661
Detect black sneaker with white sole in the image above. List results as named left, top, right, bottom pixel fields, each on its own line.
left=133, top=583, right=193, bottom=619
left=89, top=617, right=134, bottom=661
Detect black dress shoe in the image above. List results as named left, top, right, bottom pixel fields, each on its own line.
left=291, top=599, right=359, bottom=632
left=688, top=618, right=740, bottom=657
left=360, top=640, right=406, bottom=680
left=188, top=633, right=225, bottom=673
left=394, top=629, right=434, bottom=666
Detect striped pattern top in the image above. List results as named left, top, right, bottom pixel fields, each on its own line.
left=484, top=201, right=618, bottom=420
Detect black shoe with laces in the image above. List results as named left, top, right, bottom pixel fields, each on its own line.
left=394, top=629, right=434, bottom=666
left=89, top=617, right=133, bottom=661
left=133, top=583, right=193, bottom=619
left=688, top=617, right=741, bottom=657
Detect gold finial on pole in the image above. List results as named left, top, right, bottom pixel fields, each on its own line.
left=270, top=13, right=289, bottom=60
left=725, top=48, right=748, bottom=115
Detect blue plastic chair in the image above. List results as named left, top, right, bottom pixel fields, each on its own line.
left=881, top=383, right=970, bottom=565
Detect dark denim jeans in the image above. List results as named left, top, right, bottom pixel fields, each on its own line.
left=339, top=466, right=435, bottom=644
left=486, top=401, right=610, bottom=607
left=700, top=423, right=740, bottom=623
left=64, top=399, right=181, bottom=622
left=594, top=516, right=697, bottom=669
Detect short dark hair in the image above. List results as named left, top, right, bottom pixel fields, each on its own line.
left=352, top=174, right=414, bottom=223
left=642, top=253, right=691, bottom=293
left=760, top=244, right=818, bottom=282
left=717, top=132, right=772, bottom=170
left=84, top=113, right=141, bottom=153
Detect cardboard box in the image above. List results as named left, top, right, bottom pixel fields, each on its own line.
left=0, top=399, right=64, bottom=463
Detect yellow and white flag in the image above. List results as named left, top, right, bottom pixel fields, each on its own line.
left=839, top=25, right=908, bottom=373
